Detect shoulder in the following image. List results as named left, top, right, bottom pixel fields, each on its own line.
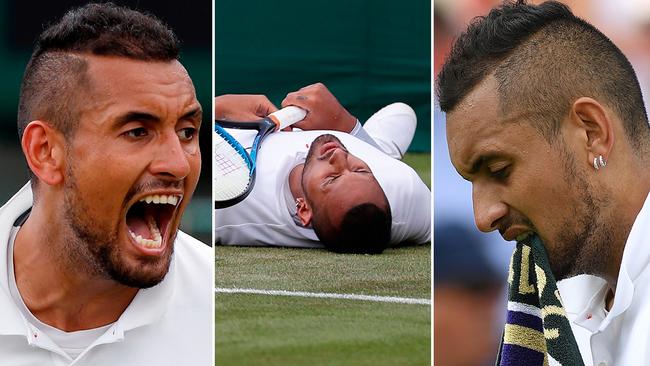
left=167, top=231, right=212, bottom=312
left=174, top=231, right=212, bottom=270
left=172, top=231, right=212, bottom=295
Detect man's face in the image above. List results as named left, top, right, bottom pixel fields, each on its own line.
left=446, top=76, right=612, bottom=280
left=61, top=55, right=202, bottom=288
left=301, top=134, right=387, bottom=231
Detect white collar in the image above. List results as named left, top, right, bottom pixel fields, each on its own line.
left=602, top=191, right=650, bottom=328
left=282, top=152, right=307, bottom=226
left=0, top=183, right=34, bottom=337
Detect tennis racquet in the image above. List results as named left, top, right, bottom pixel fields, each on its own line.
left=214, top=106, right=307, bottom=208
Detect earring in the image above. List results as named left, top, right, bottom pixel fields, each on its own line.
left=295, top=198, right=304, bottom=208
left=593, top=155, right=607, bottom=170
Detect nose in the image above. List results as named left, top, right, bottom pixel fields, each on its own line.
left=328, top=148, right=348, bottom=169
left=472, top=183, right=508, bottom=233
left=149, top=131, right=191, bottom=180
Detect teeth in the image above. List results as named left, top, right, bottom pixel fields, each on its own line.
left=138, top=194, right=180, bottom=206
left=516, top=232, right=532, bottom=242
left=129, top=230, right=162, bottom=248
left=128, top=216, right=163, bottom=248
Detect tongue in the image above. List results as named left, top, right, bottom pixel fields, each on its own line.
left=126, top=214, right=153, bottom=239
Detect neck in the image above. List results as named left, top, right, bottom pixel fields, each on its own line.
left=12, top=204, right=137, bottom=332
left=288, top=163, right=305, bottom=200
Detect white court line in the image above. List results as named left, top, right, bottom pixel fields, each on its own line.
left=215, top=287, right=431, bottom=305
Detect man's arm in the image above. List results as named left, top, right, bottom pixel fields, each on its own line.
left=281, top=83, right=382, bottom=149
left=281, top=83, right=357, bottom=132
left=214, top=94, right=278, bottom=121
left=215, top=86, right=383, bottom=150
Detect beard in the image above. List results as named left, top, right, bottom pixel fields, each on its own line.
left=61, top=163, right=173, bottom=289
left=302, top=134, right=347, bottom=173
left=544, top=145, right=613, bottom=280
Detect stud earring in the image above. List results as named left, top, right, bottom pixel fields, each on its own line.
left=593, top=155, right=607, bottom=170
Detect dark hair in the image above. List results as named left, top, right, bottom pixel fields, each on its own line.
left=17, top=2, right=180, bottom=144
left=312, top=201, right=392, bottom=254
left=436, top=0, right=650, bottom=148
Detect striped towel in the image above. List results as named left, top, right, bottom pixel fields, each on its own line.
left=496, top=235, right=584, bottom=366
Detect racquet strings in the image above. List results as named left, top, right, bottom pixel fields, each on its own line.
left=214, top=128, right=252, bottom=201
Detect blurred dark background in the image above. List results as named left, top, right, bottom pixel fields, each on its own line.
left=215, top=0, right=431, bottom=152
left=0, top=0, right=211, bottom=243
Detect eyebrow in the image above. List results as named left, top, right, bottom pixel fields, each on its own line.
left=115, top=111, right=160, bottom=126
left=468, top=156, right=485, bottom=176
left=464, top=153, right=503, bottom=179
left=114, top=106, right=202, bottom=127
left=181, top=106, right=203, bottom=122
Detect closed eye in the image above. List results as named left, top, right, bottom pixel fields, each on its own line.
left=489, top=165, right=510, bottom=180
left=324, top=175, right=340, bottom=185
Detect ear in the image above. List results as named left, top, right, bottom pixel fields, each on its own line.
left=296, top=197, right=313, bottom=227
left=569, top=97, right=615, bottom=165
left=21, top=121, right=66, bottom=186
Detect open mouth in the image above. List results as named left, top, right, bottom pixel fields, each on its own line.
left=125, top=194, right=182, bottom=249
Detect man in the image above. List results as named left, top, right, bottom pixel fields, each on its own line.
left=215, top=84, right=431, bottom=254
left=437, top=1, right=650, bottom=364
left=0, top=3, right=211, bottom=365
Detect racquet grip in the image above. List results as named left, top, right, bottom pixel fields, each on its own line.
left=268, top=106, right=307, bottom=130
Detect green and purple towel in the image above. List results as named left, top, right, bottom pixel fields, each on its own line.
left=496, top=235, right=584, bottom=366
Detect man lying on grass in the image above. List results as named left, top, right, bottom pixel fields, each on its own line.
left=214, top=83, right=431, bottom=254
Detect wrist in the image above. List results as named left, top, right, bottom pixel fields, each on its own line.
left=340, top=112, right=357, bottom=133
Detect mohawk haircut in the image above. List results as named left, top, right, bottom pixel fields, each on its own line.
left=436, top=0, right=650, bottom=149
left=17, top=2, right=180, bottom=141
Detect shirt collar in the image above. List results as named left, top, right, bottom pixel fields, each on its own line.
left=603, top=191, right=650, bottom=326
left=0, top=183, right=34, bottom=337
left=557, top=274, right=608, bottom=332
left=282, top=151, right=309, bottom=227
left=111, top=254, right=176, bottom=336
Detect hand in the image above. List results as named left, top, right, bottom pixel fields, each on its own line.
left=281, top=83, right=357, bottom=132
left=214, top=94, right=278, bottom=121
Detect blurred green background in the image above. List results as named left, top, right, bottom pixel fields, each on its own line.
left=215, top=0, right=431, bottom=152
left=0, top=1, right=211, bottom=243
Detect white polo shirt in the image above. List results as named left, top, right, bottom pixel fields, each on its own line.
left=557, top=192, right=650, bottom=366
left=0, top=183, right=213, bottom=365
left=215, top=130, right=431, bottom=247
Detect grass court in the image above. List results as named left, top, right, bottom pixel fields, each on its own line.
left=215, top=153, right=431, bottom=366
